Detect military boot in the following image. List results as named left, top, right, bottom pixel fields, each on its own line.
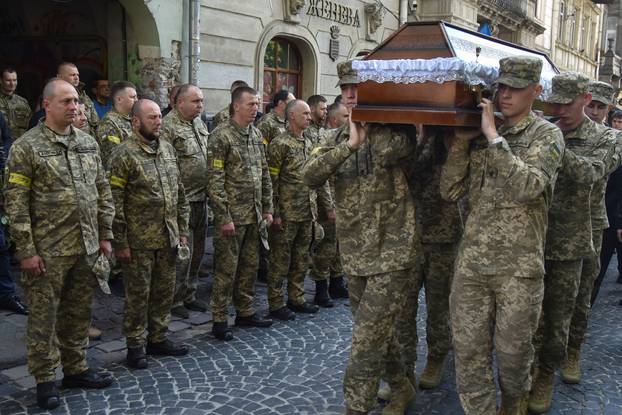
left=560, top=348, right=581, bottom=384
left=314, top=279, right=334, bottom=308
left=498, top=393, right=528, bottom=415
left=382, top=378, right=415, bottom=415
left=36, top=381, right=60, bottom=410
left=126, top=347, right=148, bottom=369
left=329, top=275, right=349, bottom=299
left=419, top=356, right=445, bottom=389
left=528, top=368, right=555, bottom=414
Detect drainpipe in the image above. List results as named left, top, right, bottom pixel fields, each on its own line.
left=121, top=7, right=128, bottom=80
left=399, top=0, right=408, bottom=25
left=189, top=0, right=200, bottom=85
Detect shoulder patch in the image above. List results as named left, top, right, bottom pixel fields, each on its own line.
left=212, top=159, right=224, bottom=169
left=110, top=175, right=127, bottom=188
left=107, top=135, right=121, bottom=144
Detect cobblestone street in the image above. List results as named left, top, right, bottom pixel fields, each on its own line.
left=0, top=255, right=620, bottom=414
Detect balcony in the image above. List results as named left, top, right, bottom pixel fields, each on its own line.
left=480, top=0, right=528, bottom=18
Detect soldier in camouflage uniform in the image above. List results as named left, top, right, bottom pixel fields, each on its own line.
left=206, top=86, right=274, bottom=341
left=303, top=61, right=420, bottom=415
left=256, top=90, right=294, bottom=282
left=562, top=83, right=620, bottom=384
left=310, top=102, right=349, bottom=302
left=57, top=62, right=99, bottom=135
left=161, top=84, right=210, bottom=318
left=109, top=99, right=190, bottom=369
left=0, top=68, right=32, bottom=139
left=406, top=126, right=463, bottom=390
left=441, top=57, right=565, bottom=415
left=96, top=81, right=137, bottom=167
left=529, top=73, right=617, bottom=414
left=212, top=80, right=248, bottom=129
left=304, top=94, right=327, bottom=144
left=257, top=89, right=295, bottom=144
left=267, top=100, right=333, bottom=319
left=5, top=79, right=115, bottom=410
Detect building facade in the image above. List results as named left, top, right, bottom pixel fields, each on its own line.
left=412, top=0, right=605, bottom=79
left=200, top=0, right=406, bottom=113
left=0, top=0, right=188, bottom=108
left=0, top=0, right=611, bottom=115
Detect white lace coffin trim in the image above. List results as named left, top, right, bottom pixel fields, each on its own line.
left=352, top=58, right=553, bottom=101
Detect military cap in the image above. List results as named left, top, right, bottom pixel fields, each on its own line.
left=588, top=81, right=615, bottom=105
left=547, top=72, right=589, bottom=104
left=495, top=56, right=543, bottom=88
left=92, top=254, right=111, bottom=294
left=336, top=60, right=359, bottom=87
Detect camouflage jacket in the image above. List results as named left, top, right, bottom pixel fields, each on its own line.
left=268, top=130, right=332, bottom=222
left=257, top=110, right=286, bottom=145
left=408, top=134, right=463, bottom=244
left=5, top=121, right=114, bottom=260
left=108, top=134, right=189, bottom=251
left=304, top=120, right=325, bottom=145
left=161, top=109, right=209, bottom=202
left=441, top=113, right=564, bottom=277
left=212, top=106, right=230, bottom=129
left=546, top=116, right=617, bottom=260
left=96, top=109, right=132, bottom=167
left=206, top=119, right=273, bottom=226
left=303, top=123, right=418, bottom=276
left=79, top=88, right=99, bottom=132
left=0, top=93, right=31, bottom=139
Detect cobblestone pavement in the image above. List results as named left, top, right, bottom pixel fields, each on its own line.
left=0, top=256, right=620, bottom=414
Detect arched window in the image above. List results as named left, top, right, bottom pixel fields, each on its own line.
left=263, top=37, right=301, bottom=113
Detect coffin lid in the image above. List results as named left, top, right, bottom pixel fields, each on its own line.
left=353, top=21, right=559, bottom=100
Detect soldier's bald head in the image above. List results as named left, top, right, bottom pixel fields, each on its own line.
left=56, top=62, right=80, bottom=87
left=131, top=99, right=162, bottom=140
left=43, top=78, right=76, bottom=100
left=131, top=99, right=157, bottom=118
left=285, top=99, right=307, bottom=120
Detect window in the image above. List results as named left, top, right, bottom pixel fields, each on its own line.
left=558, top=1, right=565, bottom=42
left=581, top=16, right=589, bottom=53
left=569, top=7, right=578, bottom=47
left=263, top=38, right=301, bottom=113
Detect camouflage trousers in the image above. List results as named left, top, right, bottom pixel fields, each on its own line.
left=422, top=242, right=457, bottom=360
left=211, top=223, right=258, bottom=322
left=451, top=267, right=543, bottom=415
left=268, top=220, right=311, bottom=310
left=568, top=230, right=602, bottom=353
left=310, top=219, right=343, bottom=281
left=392, top=265, right=423, bottom=383
left=122, top=248, right=177, bottom=348
left=344, top=269, right=414, bottom=412
left=534, top=259, right=583, bottom=373
left=173, top=201, right=207, bottom=307
left=22, top=253, right=98, bottom=383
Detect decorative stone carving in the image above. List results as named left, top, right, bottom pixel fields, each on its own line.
left=284, top=0, right=306, bottom=24
left=364, top=1, right=385, bottom=41
left=329, top=25, right=340, bottom=61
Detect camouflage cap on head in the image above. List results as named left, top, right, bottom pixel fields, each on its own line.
left=495, top=56, right=543, bottom=88
left=336, top=60, right=359, bottom=87
left=588, top=81, right=615, bottom=105
left=547, top=72, right=590, bottom=104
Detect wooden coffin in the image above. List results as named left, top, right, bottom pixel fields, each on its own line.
left=351, top=21, right=559, bottom=127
